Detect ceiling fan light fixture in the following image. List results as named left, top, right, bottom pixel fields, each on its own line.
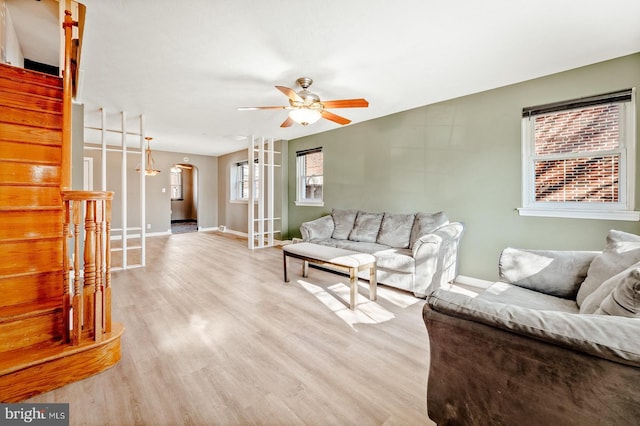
left=289, top=108, right=321, bottom=126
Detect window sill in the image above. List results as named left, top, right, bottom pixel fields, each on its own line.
left=517, top=208, right=640, bottom=221
left=230, top=199, right=248, bottom=204
left=295, top=200, right=324, bottom=207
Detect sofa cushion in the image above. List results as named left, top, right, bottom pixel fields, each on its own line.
left=376, top=213, right=415, bottom=248
left=478, top=282, right=579, bottom=313
left=409, top=211, right=449, bottom=249
left=307, top=238, right=341, bottom=248
left=373, top=248, right=415, bottom=273
left=348, top=212, right=384, bottom=242
left=595, top=270, right=640, bottom=317
left=579, top=262, right=640, bottom=317
left=499, top=248, right=597, bottom=299
left=331, top=209, right=358, bottom=240
left=335, top=240, right=389, bottom=254
left=577, top=230, right=640, bottom=307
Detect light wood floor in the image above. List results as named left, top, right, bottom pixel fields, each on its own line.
left=27, top=231, right=434, bottom=426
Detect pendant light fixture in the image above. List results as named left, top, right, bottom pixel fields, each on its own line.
left=136, top=136, right=161, bottom=176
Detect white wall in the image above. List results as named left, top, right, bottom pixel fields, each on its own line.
left=1, top=1, right=24, bottom=67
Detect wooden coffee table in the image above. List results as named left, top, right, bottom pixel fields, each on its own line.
left=283, top=242, right=377, bottom=310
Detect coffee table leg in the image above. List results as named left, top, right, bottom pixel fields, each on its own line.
left=283, top=252, right=289, bottom=282
left=302, top=260, right=309, bottom=277
left=369, top=264, right=377, bottom=301
left=349, top=267, right=357, bottom=310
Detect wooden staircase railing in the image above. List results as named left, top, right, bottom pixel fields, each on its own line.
left=61, top=191, right=113, bottom=345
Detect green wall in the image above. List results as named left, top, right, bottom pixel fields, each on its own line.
left=287, top=53, right=640, bottom=281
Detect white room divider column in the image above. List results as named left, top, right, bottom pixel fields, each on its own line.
left=84, top=109, right=146, bottom=269
left=248, top=135, right=281, bottom=249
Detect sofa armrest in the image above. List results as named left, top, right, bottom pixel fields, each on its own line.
left=423, top=295, right=640, bottom=425
left=412, top=222, right=464, bottom=296
left=300, top=215, right=334, bottom=241
left=427, top=288, right=640, bottom=366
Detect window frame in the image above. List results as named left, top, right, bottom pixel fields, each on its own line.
left=518, top=88, right=638, bottom=221
left=295, top=147, right=324, bottom=207
left=230, top=160, right=259, bottom=202
left=170, top=168, right=183, bottom=201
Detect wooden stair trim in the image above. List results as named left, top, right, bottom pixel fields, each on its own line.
left=0, top=87, right=63, bottom=115
left=0, top=63, right=63, bottom=89
left=0, top=300, right=62, bottom=324
left=0, top=157, right=60, bottom=167
left=0, top=122, right=62, bottom=146
left=0, top=182, right=60, bottom=188
left=0, top=323, right=123, bottom=376
left=0, top=235, right=63, bottom=244
left=0, top=323, right=124, bottom=402
left=0, top=207, right=63, bottom=212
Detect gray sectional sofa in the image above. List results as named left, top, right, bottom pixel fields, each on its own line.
left=423, top=229, right=640, bottom=425
left=300, top=209, right=464, bottom=297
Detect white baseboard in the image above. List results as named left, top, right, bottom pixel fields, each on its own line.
left=455, top=275, right=494, bottom=289
left=198, top=227, right=218, bottom=232
left=147, top=231, right=172, bottom=238
left=223, top=228, right=248, bottom=238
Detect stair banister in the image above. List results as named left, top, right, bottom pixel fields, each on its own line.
left=61, top=191, right=114, bottom=345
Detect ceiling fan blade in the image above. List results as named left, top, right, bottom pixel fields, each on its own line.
left=321, top=99, right=369, bottom=109
left=237, top=106, right=289, bottom=111
left=280, top=116, right=295, bottom=127
left=275, top=85, right=303, bottom=103
left=321, top=110, right=351, bottom=125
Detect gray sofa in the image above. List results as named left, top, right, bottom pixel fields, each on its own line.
left=423, top=229, right=640, bottom=425
left=300, top=209, right=464, bottom=297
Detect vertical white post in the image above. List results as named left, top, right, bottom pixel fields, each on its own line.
left=257, top=137, right=265, bottom=248
left=100, top=108, right=107, bottom=191
left=267, top=137, right=275, bottom=247
left=247, top=135, right=255, bottom=249
left=140, top=115, right=146, bottom=267
left=121, top=111, right=127, bottom=269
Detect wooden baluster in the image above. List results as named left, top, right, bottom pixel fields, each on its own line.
left=83, top=199, right=96, bottom=339
left=104, top=198, right=112, bottom=333
left=62, top=199, right=71, bottom=343
left=61, top=191, right=115, bottom=343
left=94, top=200, right=104, bottom=341
left=71, top=201, right=82, bottom=345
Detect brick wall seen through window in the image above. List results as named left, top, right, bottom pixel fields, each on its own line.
left=533, top=104, right=620, bottom=203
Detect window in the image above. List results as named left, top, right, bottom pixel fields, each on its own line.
left=170, top=168, right=183, bottom=200
left=231, top=160, right=259, bottom=201
left=296, top=148, right=323, bottom=206
left=519, top=89, right=637, bottom=220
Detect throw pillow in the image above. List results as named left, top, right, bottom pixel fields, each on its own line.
left=348, top=212, right=384, bottom=243
left=580, top=262, right=640, bottom=317
left=576, top=230, right=640, bottom=307
left=376, top=213, right=415, bottom=248
left=331, top=209, right=357, bottom=240
left=409, top=211, right=449, bottom=249
left=499, top=248, right=596, bottom=299
left=594, top=267, right=640, bottom=317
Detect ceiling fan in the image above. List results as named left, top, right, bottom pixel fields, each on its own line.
left=237, top=77, right=369, bottom=127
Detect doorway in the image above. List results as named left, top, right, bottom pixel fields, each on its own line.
left=170, top=163, right=198, bottom=234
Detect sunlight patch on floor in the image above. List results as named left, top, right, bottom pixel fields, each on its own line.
left=374, top=284, right=422, bottom=308
left=297, top=279, right=400, bottom=329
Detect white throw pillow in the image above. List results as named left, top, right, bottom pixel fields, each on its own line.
left=580, top=261, right=640, bottom=315
left=576, top=230, right=640, bottom=307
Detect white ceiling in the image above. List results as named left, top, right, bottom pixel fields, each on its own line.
left=7, top=0, right=640, bottom=156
